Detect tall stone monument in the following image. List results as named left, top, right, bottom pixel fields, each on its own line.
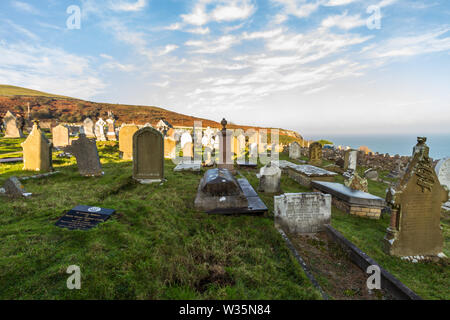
left=344, top=149, right=358, bottom=172
left=119, top=124, right=139, bottom=160
left=218, top=118, right=234, bottom=172
left=52, top=124, right=70, bottom=148
left=64, top=134, right=103, bottom=176
left=385, top=137, right=448, bottom=257
left=309, top=142, right=322, bottom=166
left=106, top=118, right=117, bottom=141
left=132, top=127, right=164, bottom=183
left=3, top=111, right=25, bottom=138
left=21, top=121, right=53, bottom=172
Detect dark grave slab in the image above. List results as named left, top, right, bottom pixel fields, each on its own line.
left=0, top=157, right=23, bottom=164
left=55, top=205, right=115, bottom=230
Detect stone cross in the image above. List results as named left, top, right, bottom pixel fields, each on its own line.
left=309, top=142, right=323, bottom=166
left=95, top=118, right=107, bottom=141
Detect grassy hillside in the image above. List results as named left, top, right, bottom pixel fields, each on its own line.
left=0, top=85, right=69, bottom=98
left=0, top=85, right=303, bottom=143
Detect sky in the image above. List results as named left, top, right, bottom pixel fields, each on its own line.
left=0, top=0, right=449, bottom=137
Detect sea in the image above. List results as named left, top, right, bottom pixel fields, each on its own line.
left=305, top=134, right=450, bottom=160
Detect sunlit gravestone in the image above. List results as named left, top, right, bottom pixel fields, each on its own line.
left=385, top=137, right=448, bottom=258
left=52, top=124, right=70, bottom=148
left=119, top=124, right=139, bottom=160
left=132, top=127, right=164, bottom=184
left=64, top=134, right=103, bottom=176
left=21, top=121, right=53, bottom=172
left=3, top=110, right=25, bottom=138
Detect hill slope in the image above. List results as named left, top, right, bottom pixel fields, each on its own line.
left=0, top=85, right=303, bottom=142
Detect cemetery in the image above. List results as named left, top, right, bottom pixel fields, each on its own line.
left=0, top=116, right=448, bottom=301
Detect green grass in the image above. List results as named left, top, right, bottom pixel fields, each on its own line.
left=0, top=142, right=448, bottom=300
left=0, top=141, right=320, bottom=300
left=0, top=85, right=69, bottom=98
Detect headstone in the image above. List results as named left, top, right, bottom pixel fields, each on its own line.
left=274, top=193, right=331, bottom=234
left=132, top=127, right=164, bottom=183
left=106, top=118, right=117, bottom=141
left=180, top=132, right=192, bottom=148
left=83, top=117, right=95, bottom=138
left=119, top=124, right=139, bottom=160
left=52, top=124, right=70, bottom=148
left=309, top=142, right=322, bottom=166
left=258, top=162, right=281, bottom=193
left=164, top=137, right=177, bottom=159
left=2, top=177, right=31, bottom=198
left=435, top=157, right=450, bottom=211
left=63, top=134, right=103, bottom=176
left=182, top=142, right=193, bottom=160
left=21, top=121, right=53, bottom=172
left=344, top=149, right=358, bottom=171
left=289, top=142, right=301, bottom=159
left=3, top=111, right=25, bottom=138
left=55, top=205, right=115, bottom=230
left=435, top=157, right=450, bottom=195
left=385, top=137, right=448, bottom=257
left=95, top=118, right=107, bottom=141
left=364, top=168, right=379, bottom=181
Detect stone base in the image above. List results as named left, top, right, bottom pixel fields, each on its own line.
left=332, top=196, right=381, bottom=219
left=288, top=168, right=335, bottom=188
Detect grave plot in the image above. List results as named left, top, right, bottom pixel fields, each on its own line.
left=286, top=231, right=393, bottom=300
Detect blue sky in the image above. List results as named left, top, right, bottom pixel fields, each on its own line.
left=0, top=0, right=449, bottom=136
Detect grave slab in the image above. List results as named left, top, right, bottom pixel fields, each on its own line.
left=55, top=205, right=115, bottom=230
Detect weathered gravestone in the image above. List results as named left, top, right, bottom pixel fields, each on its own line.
left=289, top=142, right=301, bottom=160
left=344, top=149, right=358, bottom=172
left=132, top=127, right=164, bottom=183
left=274, top=193, right=331, bottom=234
left=195, top=168, right=267, bottom=214
left=21, top=121, right=53, bottom=172
left=2, top=177, right=31, bottom=198
left=83, top=117, right=96, bottom=138
left=309, top=142, right=322, bottom=166
left=52, top=124, right=70, bottom=148
left=95, top=118, right=107, bottom=141
left=119, top=124, right=139, bottom=160
left=55, top=205, right=115, bottom=230
left=63, top=134, right=103, bottom=176
left=258, top=162, right=282, bottom=193
left=182, top=142, right=194, bottom=160
left=3, top=110, right=25, bottom=138
left=164, top=137, right=177, bottom=159
left=385, top=137, right=448, bottom=257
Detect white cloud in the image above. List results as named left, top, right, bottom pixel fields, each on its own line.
left=109, top=0, right=148, bottom=12
left=321, top=11, right=366, bottom=30
left=272, top=0, right=322, bottom=19
left=181, top=0, right=256, bottom=26
left=187, top=27, right=210, bottom=35
left=186, top=35, right=240, bottom=54
left=10, top=1, right=40, bottom=14
left=0, top=42, right=105, bottom=99
left=324, top=0, right=359, bottom=6
left=159, top=44, right=179, bottom=56
left=2, top=20, right=39, bottom=40
left=367, top=28, right=450, bottom=59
